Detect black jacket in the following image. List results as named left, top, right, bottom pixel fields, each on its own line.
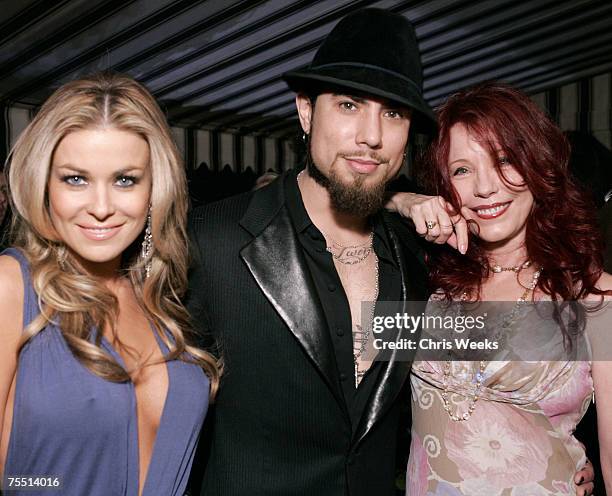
left=187, top=172, right=429, bottom=496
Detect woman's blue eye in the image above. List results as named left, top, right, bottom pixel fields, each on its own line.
left=63, top=175, right=86, bottom=186
left=116, top=176, right=137, bottom=187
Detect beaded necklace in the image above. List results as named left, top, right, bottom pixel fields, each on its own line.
left=441, top=267, right=542, bottom=421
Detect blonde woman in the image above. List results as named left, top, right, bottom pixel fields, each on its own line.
left=0, top=73, right=219, bottom=495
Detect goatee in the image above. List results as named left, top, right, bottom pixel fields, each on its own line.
left=307, top=157, right=387, bottom=218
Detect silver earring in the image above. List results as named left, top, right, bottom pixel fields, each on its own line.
left=302, top=132, right=308, bottom=143
left=140, top=207, right=153, bottom=279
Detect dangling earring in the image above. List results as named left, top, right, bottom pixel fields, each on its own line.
left=140, top=206, right=153, bottom=279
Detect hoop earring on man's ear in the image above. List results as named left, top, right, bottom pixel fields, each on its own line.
left=140, top=207, right=153, bottom=279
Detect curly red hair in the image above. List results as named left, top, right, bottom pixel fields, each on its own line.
left=427, top=82, right=605, bottom=306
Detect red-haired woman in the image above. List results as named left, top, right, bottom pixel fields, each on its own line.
left=389, top=82, right=611, bottom=495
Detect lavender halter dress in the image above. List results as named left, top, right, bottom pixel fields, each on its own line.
left=2, top=248, right=209, bottom=495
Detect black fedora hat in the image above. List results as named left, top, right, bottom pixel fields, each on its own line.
left=283, top=8, right=436, bottom=133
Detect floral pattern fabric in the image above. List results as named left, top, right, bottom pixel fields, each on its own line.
left=407, top=297, right=596, bottom=495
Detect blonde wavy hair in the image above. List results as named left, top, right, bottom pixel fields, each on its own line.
left=7, top=73, right=220, bottom=397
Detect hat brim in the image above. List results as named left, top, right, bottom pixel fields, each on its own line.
left=283, top=65, right=436, bottom=135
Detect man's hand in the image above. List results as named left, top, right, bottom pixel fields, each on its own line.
left=575, top=459, right=595, bottom=496
left=385, top=192, right=469, bottom=254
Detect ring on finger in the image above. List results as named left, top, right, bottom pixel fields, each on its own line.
left=426, top=220, right=437, bottom=230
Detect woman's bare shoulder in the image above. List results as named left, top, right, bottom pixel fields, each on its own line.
left=0, top=254, right=24, bottom=320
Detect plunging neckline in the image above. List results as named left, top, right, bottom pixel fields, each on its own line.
left=2, top=248, right=207, bottom=496
left=100, top=325, right=172, bottom=496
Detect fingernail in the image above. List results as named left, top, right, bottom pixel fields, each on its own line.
left=460, top=244, right=466, bottom=254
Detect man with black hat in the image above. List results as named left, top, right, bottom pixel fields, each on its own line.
left=187, top=8, right=595, bottom=496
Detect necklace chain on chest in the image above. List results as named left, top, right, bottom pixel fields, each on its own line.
left=297, top=169, right=378, bottom=386
left=442, top=267, right=542, bottom=421
left=351, top=253, right=379, bottom=387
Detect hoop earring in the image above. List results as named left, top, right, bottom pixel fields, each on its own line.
left=140, top=206, right=153, bottom=279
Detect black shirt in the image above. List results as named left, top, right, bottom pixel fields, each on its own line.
left=284, top=168, right=402, bottom=424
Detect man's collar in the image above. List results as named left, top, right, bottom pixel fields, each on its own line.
left=284, top=166, right=312, bottom=233
left=371, top=210, right=393, bottom=257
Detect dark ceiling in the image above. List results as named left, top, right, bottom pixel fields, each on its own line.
left=1, top=0, right=611, bottom=139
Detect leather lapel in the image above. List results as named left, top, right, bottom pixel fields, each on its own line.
left=239, top=182, right=346, bottom=409
left=353, top=216, right=428, bottom=447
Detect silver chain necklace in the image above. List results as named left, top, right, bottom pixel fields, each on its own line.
left=351, top=254, right=379, bottom=386
left=297, top=170, right=379, bottom=385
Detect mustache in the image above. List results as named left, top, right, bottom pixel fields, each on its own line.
left=339, top=151, right=390, bottom=165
